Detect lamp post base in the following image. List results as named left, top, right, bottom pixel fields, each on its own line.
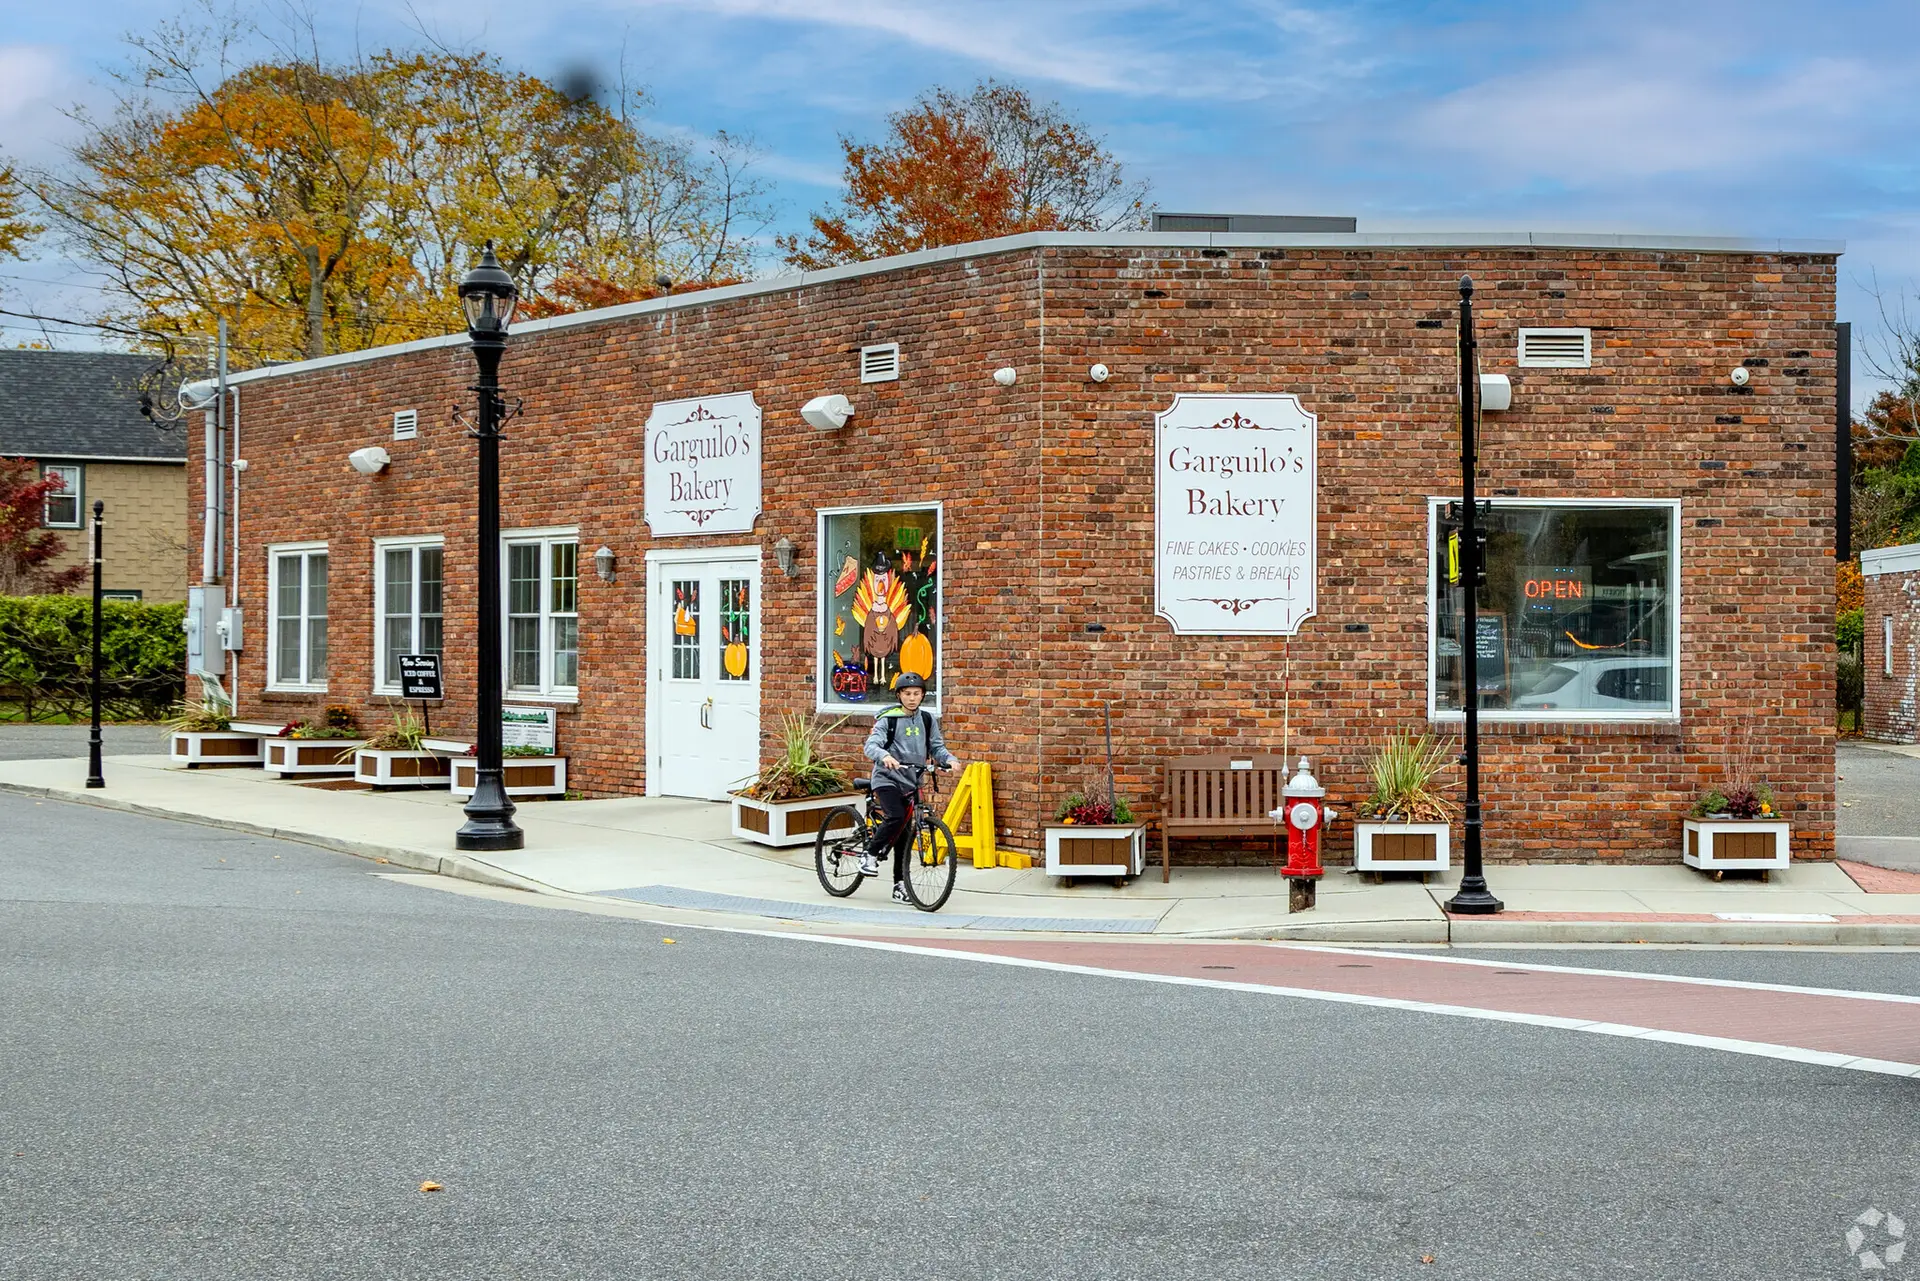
left=1444, top=880, right=1504, bottom=914
left=456, top=771, right=523, bottom=851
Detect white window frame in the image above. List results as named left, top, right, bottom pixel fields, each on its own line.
left=267, top=541, right=330, bottom=693
left=815, top=501, right=944, bottom=716
left=372, top=535, right=445, bottom=695
left=41, top=463, right=82, bottom=528
left=1426, top=498, right=1681, bottom=724
left=1886, top=617, right=1896, bottom=679
left=502, top=526, right=580, bottom=703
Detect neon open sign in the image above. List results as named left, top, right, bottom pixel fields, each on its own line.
left=1519, top=566, right=1591, bottom=614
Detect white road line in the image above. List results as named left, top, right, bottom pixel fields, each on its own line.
left=1280, top=943, right=1920, bottom=1006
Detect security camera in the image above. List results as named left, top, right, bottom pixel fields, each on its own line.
left=1089, top=363, right=1110, bottom=383
left=993, top=366, right=1018, bottom=386
left=1730, top=367, right=1750, bottom=387
left=800, top=394, right=853, bottom=431
left=179, top=379, right=220, bottom=410
left=348, top=446, right=392, bottom=475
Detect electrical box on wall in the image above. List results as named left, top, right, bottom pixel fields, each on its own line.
left=217, top=608, right=245, bottom=652
left=185, top=585, right=226, bottom=675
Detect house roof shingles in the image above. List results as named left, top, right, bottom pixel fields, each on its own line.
left=0, top=350, right=188, bottom=463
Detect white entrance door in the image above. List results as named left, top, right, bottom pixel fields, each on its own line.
left=649, top=554, right=760, bottom=799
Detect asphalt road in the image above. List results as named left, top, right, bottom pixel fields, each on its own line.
left=0, top=723, right=170, bottom=762
left=4, top=793, right=1918, bottom=1280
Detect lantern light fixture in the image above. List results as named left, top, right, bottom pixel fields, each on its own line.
left=774, top=536, right=799, bottom=577
left=594, top=545, right=617, bottom=582
left=458, top=241, right=518, bottom=337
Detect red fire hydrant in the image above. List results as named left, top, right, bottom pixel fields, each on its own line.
left=1273, top=757, right=1338, bottom=910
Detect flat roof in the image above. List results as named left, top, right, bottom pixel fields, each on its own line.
left=226, top=229, right=1845, bottom=389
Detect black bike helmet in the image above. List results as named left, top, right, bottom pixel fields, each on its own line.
left=895, top=672, right=926, bottom=692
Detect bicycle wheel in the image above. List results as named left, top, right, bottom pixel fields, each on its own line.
left=902, top=816, right=958, bottom=912
left=814, top=806, right=870, bottom=898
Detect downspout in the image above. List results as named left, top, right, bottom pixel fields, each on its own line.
left=201, top=406, right=217, bottom=583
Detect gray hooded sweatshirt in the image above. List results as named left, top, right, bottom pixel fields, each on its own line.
left=863, top=705, right=957, bottom=793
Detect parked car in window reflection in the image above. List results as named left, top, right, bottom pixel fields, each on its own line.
left=1510, top=657, right=1671, bottom=711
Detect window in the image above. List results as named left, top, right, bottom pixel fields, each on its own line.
left=269, top=544, right=329, bottom=690
left=101, top=590, right=143, bottom=602
left=42, top=464, right=81, bottom=528
left=1887, top=617, right=1897, bottom=678
left=819, top=504, right=940, bottom=712
left=1431, top=501, right=1677, bottom=720
left=506, top=533, right=578, bottom=697
left=375, top=539, right=444, bottom=692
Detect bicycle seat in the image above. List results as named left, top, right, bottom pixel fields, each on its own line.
left=853, top=779, right=872, bottom=792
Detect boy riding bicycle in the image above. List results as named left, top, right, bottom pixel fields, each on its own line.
left=859, top=673, right=961, bottom=903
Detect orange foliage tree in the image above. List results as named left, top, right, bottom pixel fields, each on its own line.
left=782, top=80, right=1149, bottom=270
left=30, top=12, right=769, bottom=365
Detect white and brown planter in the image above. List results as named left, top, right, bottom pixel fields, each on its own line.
left=169, top=731, right=265, bottom=769
left=730, top=791, right=865, bottom=848
left=1683, top=817, right=1791, bottom=877
left=1044, top=823, right=1147, bottom=879
left=1354, top=820, right=1452, bottom=874
left=354, top=749, right=453, bottom=789
left=451, top=756, right=568, bottom=799
left=264, top=737, right=366, bottom=778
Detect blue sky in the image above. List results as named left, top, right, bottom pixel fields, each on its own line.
left=3, top=0, right=1916, bottom=406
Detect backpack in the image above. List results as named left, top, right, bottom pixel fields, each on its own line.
left=882, top=709, right=933, bottom=753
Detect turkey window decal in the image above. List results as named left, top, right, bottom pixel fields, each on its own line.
left=820, top=506, right=939, bottom=709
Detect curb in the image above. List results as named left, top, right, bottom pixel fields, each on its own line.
left=0, top=780, right=552, bottom=895
left=1448, top=917, right=1920, bottom=946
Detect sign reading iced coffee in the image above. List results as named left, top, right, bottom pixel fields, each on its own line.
left=644, top=392, right=762, bottom=536
left=1154, top=393, right=1317, bottom=635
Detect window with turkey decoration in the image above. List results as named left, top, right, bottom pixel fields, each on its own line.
left=818, top=505, right=940, bottom=712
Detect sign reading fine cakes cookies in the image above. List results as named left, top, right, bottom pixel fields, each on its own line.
left=1154, top=393, right=1318, bottom=635
left=644, top=392, right=763, bottom=536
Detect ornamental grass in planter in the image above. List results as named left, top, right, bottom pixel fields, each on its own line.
left=1353, top=730, right=1459, bottom=875
left=730, top=714, right=860, bottom=847
left=353, top=706, right=451, bottom=788
left=166, top=682, right=264, bottom=768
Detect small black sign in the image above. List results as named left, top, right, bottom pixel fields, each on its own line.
left=398, top=653, right=443, bottom=701
left=1473, top=614, right=1509, bottom=695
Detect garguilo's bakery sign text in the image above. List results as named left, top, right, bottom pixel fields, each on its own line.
left=1154, top=393, right=1318, bottom=635
left=643, top=392, right=762, bottom=537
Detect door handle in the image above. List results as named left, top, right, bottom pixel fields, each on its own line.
left=700, top=697, right=714, bottom=729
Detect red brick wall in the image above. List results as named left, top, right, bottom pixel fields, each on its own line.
left=1864, top=564, right=1920, bottom=743
left=198, top=240, right=1839, bottom=862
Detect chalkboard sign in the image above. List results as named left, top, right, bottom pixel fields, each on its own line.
left=1474, top=614, right=1509, bottom=696
left=397, top=653, right=443, bottom=701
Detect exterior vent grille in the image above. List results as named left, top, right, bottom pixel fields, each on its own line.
left=860, top=343, right=900, bottom=383
left=1517, top=328, right=1592, bottom=368
left=392, top=409, right=419, bottom=441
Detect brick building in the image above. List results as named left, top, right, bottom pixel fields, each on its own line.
left=2, top=350, right=188, bottom=601
left=198, top=229, right=1842, bottom=862
left=1862, top=541, right=1920, bottom=744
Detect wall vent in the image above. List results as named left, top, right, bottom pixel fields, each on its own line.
left=1517, top=328, right=1592, bottom=368
left=392, top=409, right=418, bottom=441
left=860, top=343, right=900, bottom=383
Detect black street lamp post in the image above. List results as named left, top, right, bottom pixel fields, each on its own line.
left=86, top=499, right=105, bottom=790
left=1445, top=275, right=1502, bottom=915
left=455, top=243, right=524, bottom=852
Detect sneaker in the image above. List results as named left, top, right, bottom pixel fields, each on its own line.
left=857, top=853, right=880, bottom=877
left=891, top=883, right=912, bottom=904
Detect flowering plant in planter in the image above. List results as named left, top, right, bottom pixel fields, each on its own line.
left=289, top=706, right=361, bottom=740
left=1688, top=783, right=1777, bottom=819
left=1053, top=792, right=1135, bottom=826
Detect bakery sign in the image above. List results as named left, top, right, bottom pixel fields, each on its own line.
left=644, top=392, right=762, bottom=536
left=1154, top=393, right=1317, bottom=635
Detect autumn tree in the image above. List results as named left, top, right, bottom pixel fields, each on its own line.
left=30, top=8, right=770, bottom=364
left=0, top=459, right=87, bottom=596
left=0, top=162, right=38, bottom=264
left=781, top=80, right=1149, bottom=269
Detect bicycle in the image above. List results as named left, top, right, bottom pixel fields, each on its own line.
left=813, top=764, right=958, bottom=911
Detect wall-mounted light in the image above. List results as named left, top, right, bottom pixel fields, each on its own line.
left=800, top=394, right=854, bottom=430
left=774, top=536, right=799, bottom=577
left=347, top=445, right=391, bottom=475
left=1729, top=367, right=1750, bottom=387
left=993, top=366, right=1018, bottom=386
left=1478, top=373, right=1512, bottom=412
left=593, top=545, right=617, bottom=582
left=1089, top=364, right=1110, bottom=382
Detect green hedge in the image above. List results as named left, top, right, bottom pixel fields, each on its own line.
left=1837, top=607, right=1864, bottom=653
left=0, top=595, right=186, bottom=722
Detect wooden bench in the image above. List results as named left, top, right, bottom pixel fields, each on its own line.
left=1160, top=754, right=1290, bottom=882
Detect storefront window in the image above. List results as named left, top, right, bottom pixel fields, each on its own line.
left=1432, top=502, right=1676, bottom=719
left=506, top=533, right=579, bottom=697
left=819, top=506, right=940, bottom=710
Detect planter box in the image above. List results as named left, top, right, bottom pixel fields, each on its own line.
left=170, top=731, right=265, bottom=769
left=451, top=756, right=568, bottom=799
left=1045, top=824, right=1147, bottom=879
left=264, top=737, right=366, bottom=777
left=1683, top=818, right=1791, bottom=874
left=354, top=748, right=453, bottom=789
left=730, top=791, right=865, bottom=847
left=1354, top=821, right=1452, bottom=873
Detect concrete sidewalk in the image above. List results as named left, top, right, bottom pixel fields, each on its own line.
left=7, top=752, right=1920, bottom=945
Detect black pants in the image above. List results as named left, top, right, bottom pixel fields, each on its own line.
left=865, top=785, right=914, bottom=884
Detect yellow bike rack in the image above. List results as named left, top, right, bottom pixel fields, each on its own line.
left=940, top=763, right=1031, bottom=869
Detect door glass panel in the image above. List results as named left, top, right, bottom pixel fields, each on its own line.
left=671, top=579, right=700, bottom=680
left=719, top=578, right=751, bottom=681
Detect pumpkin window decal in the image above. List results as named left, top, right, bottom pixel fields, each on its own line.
left=719, top=578, right=751, bottom=681
left=670, top=580, right=700, bottom=680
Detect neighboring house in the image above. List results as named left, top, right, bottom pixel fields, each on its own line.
left=0, top=350, right=188, bottom=601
